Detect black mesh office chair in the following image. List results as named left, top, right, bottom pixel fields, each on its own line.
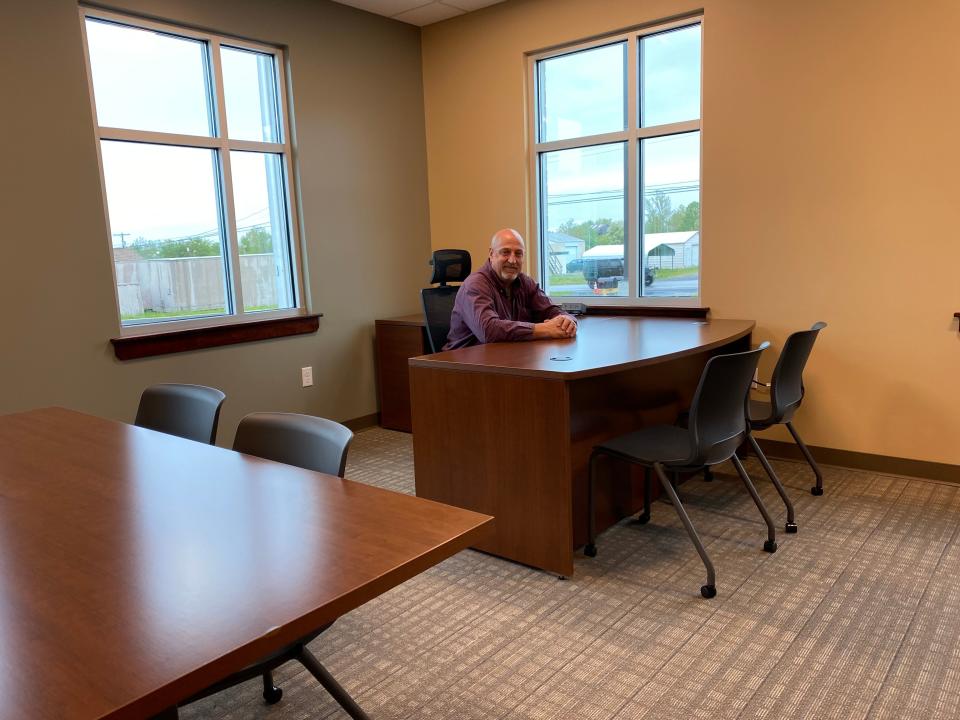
left=182, top=413, right=362, bottom=718
left=585, top=343, right=775, bottom=599
left=134, top=383, right=226, bottom=445
left=749, top=322, right=828, bottom=496
left=420, top=249, right=471, bottom=353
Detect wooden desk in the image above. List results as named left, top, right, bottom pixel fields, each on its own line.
left=409, top=316, right=753, bottom=577
left=375, top=314, right=428, bottom=431
left=0, top=407, right=491, bottom=720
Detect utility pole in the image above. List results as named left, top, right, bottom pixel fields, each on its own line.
left=113, top=232, right=130, bottom=248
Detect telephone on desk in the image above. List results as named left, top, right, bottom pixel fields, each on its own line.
left=560, top=302, right=587, bottom=316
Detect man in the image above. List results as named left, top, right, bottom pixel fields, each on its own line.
left=444, top=228, right=578, bottom=350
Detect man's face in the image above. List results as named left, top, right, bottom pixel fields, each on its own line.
left=489, top=234, right=525, bottom=283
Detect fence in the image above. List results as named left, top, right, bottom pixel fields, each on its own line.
left=115, top=254, right=278, bottom=316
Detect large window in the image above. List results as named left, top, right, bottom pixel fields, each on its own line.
left=530, top=19, right=702, bottom=301
left=80, top=9, right=302, bottom=330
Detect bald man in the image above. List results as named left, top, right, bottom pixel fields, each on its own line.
left=444, top=228, right=578, bottom=350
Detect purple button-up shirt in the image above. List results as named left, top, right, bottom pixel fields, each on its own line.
left=443, top=260, right=572, bottom=350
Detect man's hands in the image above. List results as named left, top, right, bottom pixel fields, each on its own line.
left=533, top=314, right=578, bottom=340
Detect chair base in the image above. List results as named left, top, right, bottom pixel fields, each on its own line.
left=811, top=486, right=824, bottom=496
left=785, top=522, right=798, bottom=534
left=763, top=539, right=778, bottom=553
left=701, top=584, right=717, bottom=599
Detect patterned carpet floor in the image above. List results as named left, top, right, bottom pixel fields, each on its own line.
left=182, top=427, right=960, bottom=719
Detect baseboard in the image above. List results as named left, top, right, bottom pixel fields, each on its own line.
left=754, top=438, right=960, bottom=484
left=343, top=412, right=380, bottom=432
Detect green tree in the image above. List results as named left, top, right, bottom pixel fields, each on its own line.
left=556, top=218, right=624, bottom=251
left=132, top=235, right=221, bottom=259
left=643, top=192, right=672, bottom=233
left=667, top=201, right=700, bottom=232
left=240, top=226, right=273, bottom=254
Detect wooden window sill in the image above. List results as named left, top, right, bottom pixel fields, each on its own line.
left=584, top=305, right=709, bottom=318
left=111, top=314, right=321, bottom=360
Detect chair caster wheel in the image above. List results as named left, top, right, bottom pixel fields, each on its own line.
left=811, top=486, right=824, bottom=496
left=701, top=584, right=717, bottom=599
left=763, top=539, right=778, bottom=553
left=634, top=514, right=650, bottom=525
left=263, top=686, right=283, bottom=705
left=785, top=522, right=798, bottom=534
left=584, top=543, right=597, bottom=557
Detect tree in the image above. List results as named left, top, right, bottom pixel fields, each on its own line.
left=556, top=218, right=624, bottom=251
left=240, top=226, right=273, bottom=254
left=668, top=201, right=700, bottom=232
left=131, top=235, right=221, bottom=259
left=643, top=192, right=672, bottom=233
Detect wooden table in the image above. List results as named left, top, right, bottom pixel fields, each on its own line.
left=409, top=316, right=753, bottom=577
left=0, top=407, right=492, bottom=720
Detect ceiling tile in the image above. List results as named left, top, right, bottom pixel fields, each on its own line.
left=444, top=0, right=506, bottom=12
left=332, top=0, right=428, bottom=16
left=393, top=2, right=465, bottom=25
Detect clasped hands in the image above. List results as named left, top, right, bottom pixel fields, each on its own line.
left=539, top=314, right=577, bottom=339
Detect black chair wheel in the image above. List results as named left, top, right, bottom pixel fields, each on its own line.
left=763, top=539, right=778, bottom=553
left=811, top=486, right=824, bottom=496
left=584, top=543, right=597, bottom=557
left=700, top=584, right=717, bottom=599
left=263, top=686, right=283, bottom=705
left=785, top=522, right=798, bottom=534
left=633, top=514, right=650, bottom=525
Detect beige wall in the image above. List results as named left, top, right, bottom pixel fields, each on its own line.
left=422, top=0, right=960, bottom=465
left=0, top=0, right=431, bottom=443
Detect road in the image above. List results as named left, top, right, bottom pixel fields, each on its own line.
left=549, top=275, right=698, bottom=299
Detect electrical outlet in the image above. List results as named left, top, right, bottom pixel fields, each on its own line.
left=301, top=366, right=313, bottom=387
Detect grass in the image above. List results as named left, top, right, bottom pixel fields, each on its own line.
left=548, top=274, right=587, bottom=286
left=653, top=266, right=699, bottom=280
left=121, top=305, right=278, bottom=321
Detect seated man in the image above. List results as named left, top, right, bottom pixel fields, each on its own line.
left=444, top=228, right=578, bottom=350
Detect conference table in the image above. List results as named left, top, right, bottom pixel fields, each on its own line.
left=0, top=407, right=492, bottom=720
left=409, top=315, right=754, bottom=577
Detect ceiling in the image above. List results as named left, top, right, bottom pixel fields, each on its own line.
left=330, top=0, right=506, bottom=26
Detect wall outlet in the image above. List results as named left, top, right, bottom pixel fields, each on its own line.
left=301, top=366, right=313, bottom=387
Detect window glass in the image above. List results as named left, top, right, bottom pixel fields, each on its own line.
left=541, top=143, right=627, bottom=298
left=222, top=46, right=281, bottom=143
left=102, top=141, right=229, bottom=322
left=537, top=42, right=626, bottom=143
left=86, top=19, right=213, bottom=136
left=640, top=24, right=702, bottom=127
left=641, top=132, right=700, bottom=298
left=231, top=151, right=294, bottom=311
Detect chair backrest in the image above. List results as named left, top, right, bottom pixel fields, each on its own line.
left=686, top=343, right=769, bottom=466
left=134, top=383, right=226, bottom=445
left=421, top=249, right=472, bottom=353
left=769, top=321, right=827, bottom=423
left=232, top=412, right=353, bottom=478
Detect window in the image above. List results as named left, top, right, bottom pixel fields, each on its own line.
left=530, top=19, right=702, bottom=302
left=80, top=9, right=302, bottom=331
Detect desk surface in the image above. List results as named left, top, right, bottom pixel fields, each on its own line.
left=0, top=407, right=491, bottom=720
left=409, top=316, right=754, bottom=379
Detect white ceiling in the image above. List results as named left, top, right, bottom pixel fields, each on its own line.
left=330, top=0, right=506, bottom=26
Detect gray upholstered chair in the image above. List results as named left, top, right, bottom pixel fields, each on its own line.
left=181, top=412, right=360, bottom=716
left=585, top=344, right=776, bottom=599
left=134, top=383, right=226, bottom=445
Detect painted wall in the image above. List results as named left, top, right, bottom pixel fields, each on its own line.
left=421, top=0, right=960, bottom=465
left=0, top=0, right=431, bottom=443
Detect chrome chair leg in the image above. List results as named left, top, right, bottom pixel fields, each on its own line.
left=730, top=453, right=777, bottom=553
left=786, top=421, right=823, bottom=495
left=748, top=434, right=797, bottom=533
left=653, top=462, right=717, bottom=598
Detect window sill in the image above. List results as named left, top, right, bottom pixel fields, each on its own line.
left=584, top=305, right=708, bottom=318
left=110, top=313, right=322, bottom=360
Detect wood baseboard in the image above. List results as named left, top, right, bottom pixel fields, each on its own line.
left=753, top=438, right=960, bottom=484
left=343, top=413, right=381, bottom=432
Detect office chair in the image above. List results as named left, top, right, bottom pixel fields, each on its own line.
left=420, top=248, right=471, bottom=353
left=182, top=412, right=362, bottom=717
left=749, top=321, right=828, bottom=496
left=134, top=383, right=226, bottom=445
left=585, top=343, right=776, bottom=599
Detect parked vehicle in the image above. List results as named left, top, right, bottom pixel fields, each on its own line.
left=566, top=245, right=654, bottom=290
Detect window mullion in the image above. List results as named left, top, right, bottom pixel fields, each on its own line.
left=209, top=39, right=244, bottom=317
left=625, top=35, right=639, bottom=298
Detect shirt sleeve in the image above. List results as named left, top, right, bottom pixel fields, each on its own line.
left=459, top=278, right=535, bottom=343
left=526, top=280, right=577, bottom=326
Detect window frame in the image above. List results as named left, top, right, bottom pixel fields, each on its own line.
left=526, top=15, right=704, bottom=307
left=79, top=6, right=306, bottom=337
